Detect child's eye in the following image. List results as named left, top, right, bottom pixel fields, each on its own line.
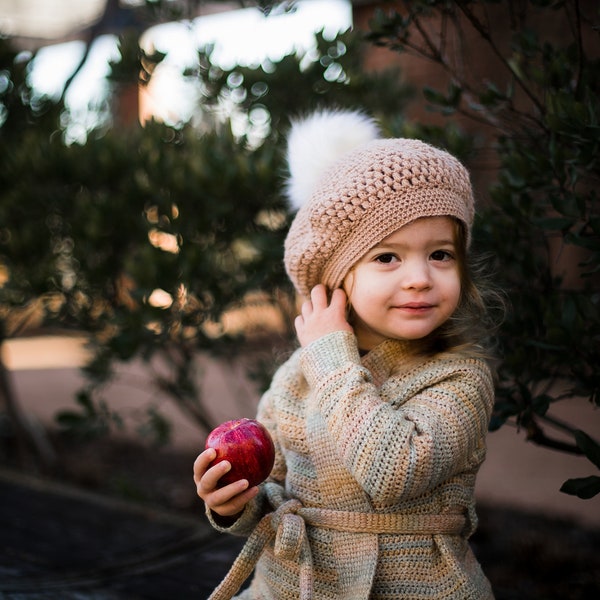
left=430, top=250, right=454, bottom=261
left=375, top=253, right=397, bottom=264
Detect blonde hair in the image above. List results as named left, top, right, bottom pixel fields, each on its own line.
left=420, top=220, right=504, bottom=361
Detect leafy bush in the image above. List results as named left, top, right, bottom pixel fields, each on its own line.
left=0, top=26, right=412, bottom=454
left=367, top=0, right=600, bottom=497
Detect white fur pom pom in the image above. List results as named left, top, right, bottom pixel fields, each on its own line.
left=285, top=109, right=380, bottom=211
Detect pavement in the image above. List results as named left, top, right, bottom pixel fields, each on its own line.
left=4, top=335, right=600, bottom=528
left=0, top=467, right=246, bottom=599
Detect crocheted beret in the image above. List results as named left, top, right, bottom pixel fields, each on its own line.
left=283, top=110, right=475, bottom=298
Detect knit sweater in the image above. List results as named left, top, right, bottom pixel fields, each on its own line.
left=207, top=331, right=495, bottom=599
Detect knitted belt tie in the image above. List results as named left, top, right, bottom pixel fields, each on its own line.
left=208, top=497, right=466, bottom=600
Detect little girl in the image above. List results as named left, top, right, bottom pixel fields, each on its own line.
left=194, top=110, right=497, bottom=599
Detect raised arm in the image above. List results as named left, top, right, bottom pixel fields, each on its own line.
left=300, top=331, right=494, bottom=505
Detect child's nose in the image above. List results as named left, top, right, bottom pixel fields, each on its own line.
left=402, top=260, right=432, bottom=290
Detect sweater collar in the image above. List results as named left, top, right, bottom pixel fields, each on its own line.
left=360, top=338, right=419, bottom=385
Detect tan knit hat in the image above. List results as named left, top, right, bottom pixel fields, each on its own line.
left=283, top=110, right=475, bottom=298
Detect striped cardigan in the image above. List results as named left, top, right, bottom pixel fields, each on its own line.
left=207, top=331, right=495, bottom=599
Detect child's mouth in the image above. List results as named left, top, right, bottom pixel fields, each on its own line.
left=397, top=303, right=434, bottom=313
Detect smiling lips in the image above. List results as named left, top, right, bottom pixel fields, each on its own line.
left=396, top=302, right=436, bottom=313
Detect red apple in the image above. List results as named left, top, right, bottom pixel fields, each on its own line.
left=205, top=418, right=275, bottom=488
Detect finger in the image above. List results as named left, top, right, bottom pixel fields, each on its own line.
left=224, top=485, right=260, bottom=515
left=310, top=284, right=328, bottom=308
left=204, top=475, right=249, bottom=503
left=202, top=476, right=252, bottom=508
left=210, top=484, right=260, bottom=517
left=329, top=288, right=347, bottom=313
left=300, top=299, right=313, bottom=318
left=201, top=459, right=234, bottom=491
left=193, top=448, right=217, bottom=483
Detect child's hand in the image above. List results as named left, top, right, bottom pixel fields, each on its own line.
left=295, top=284, right=353, bottom=347
left=193, top=448, right=259, bottom=519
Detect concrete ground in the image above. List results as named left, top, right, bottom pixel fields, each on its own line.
left=4, top=335, right=600, bottom=528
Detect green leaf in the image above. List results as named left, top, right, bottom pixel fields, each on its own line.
left=479, top=81, right=508, bottom=107
left=561, top=294, right=577, bottom=329
left=138, top=407, right=172, bottom=447
left=422, top=84, right=461, bottom=112
left=574, top=429, right=600, bottom=469
left=532, top=394, right=551, bottom=415
left=55, top=411, right=86, bottom=427
left=560, top=475, right=600, bottom=499
left=75, top=390, right=96, bottom=416
left=532, top=217, right=573, bottom=231
left=565, top=232, right=600, bottom=250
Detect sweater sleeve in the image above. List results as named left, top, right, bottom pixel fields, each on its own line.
left=300, top=331, right=494, bottom=504
left=205, top=353, right=293, bottom=536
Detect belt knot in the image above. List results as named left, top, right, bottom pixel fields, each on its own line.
left=271, top=499, right=306, bottom=561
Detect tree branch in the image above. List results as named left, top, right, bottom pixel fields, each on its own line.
left=454, top=0, right=546, bottom=118
left=525, top=419, right=583, bottom=455
left=394, top=2, right=544, bottom=134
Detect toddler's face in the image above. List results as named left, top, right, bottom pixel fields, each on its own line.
left=343, top=216, right=461, bottom=351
